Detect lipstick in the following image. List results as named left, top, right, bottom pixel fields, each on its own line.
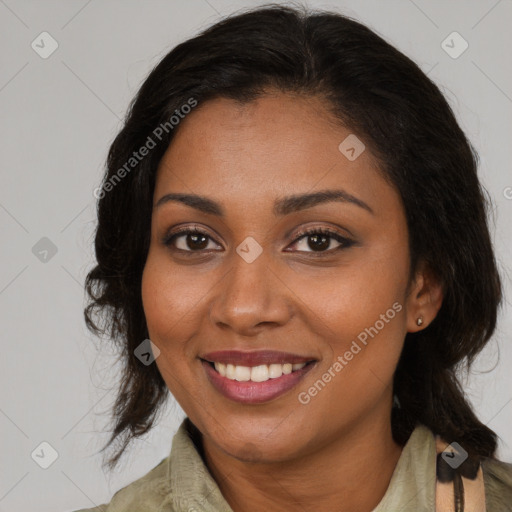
left=200, top=350, right=317, bottom=404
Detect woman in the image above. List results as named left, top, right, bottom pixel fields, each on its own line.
left=76, top=4, right=512, bottom=511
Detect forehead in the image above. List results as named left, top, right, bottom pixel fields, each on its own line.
left=154, top=93, right=394, bottom=215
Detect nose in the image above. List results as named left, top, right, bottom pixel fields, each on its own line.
left=208, top=248, right=293, bottom=336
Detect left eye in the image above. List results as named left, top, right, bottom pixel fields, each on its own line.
left=288, top=228, right=354, bottom=253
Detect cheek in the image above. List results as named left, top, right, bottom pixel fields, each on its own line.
left=290, top=247, right=408, bottom=391
left=289, top=251, right=407, bottom=337
left=141, top=252, right=207, bottom=341
left=141, top=253, right=206, bottom=404
left=299, top=275, right=405, bottom=418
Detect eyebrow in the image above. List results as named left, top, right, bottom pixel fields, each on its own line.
left=154, top=189, right=374, bottom=217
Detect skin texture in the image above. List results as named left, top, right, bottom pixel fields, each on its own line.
left=141, top=91, right=443, bottom=512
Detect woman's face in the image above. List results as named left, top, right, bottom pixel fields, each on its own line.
left=142, top=92, right=420, bottom=462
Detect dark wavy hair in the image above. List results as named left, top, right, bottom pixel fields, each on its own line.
left=84, top=3, right=503, bottom=471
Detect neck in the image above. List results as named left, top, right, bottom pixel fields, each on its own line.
left=200, top=409, right=404, bottom=512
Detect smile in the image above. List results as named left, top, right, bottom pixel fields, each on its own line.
left=200, top=356, right=317, bottom=404
left=211, top=361, right=308, bottom=382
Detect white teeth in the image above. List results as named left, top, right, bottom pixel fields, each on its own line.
left=226, top=363, right=236, bottom=379
left=268, top=364, right=283, bottom=378
left=251, top=365, right=269, bottom=382
left=216, top=362, right=226, bottom=377
left=234, top=365, right=251, bottom=381
left=212, top=361, right=308, bottom=382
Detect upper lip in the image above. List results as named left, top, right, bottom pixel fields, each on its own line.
left=200, top=350, right=317, bottom=367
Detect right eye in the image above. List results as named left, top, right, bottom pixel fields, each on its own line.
left=163, top=227, right=222, bottom=253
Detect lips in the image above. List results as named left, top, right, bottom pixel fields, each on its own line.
left=201, top=359, right=317, bottom=404
left=200, top=350, right=317, bottom=367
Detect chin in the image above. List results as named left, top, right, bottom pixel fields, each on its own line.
left=207, top=419, right=306, bottom=463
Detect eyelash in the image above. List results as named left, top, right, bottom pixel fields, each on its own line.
left=162, top=225, right=355, bottom=257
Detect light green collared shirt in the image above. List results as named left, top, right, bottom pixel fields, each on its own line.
left=73, top=418, right=512, bottom=512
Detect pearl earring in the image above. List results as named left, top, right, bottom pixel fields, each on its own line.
left=416, top=316, right=423, bottom=326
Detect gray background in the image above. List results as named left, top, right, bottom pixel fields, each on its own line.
left=0, top=1, right=511, bottom=510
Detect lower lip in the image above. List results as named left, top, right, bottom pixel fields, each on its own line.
left=201, top=360, right=316, bottom=404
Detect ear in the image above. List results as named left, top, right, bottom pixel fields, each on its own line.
left=405, top=260, right=444, bottom=333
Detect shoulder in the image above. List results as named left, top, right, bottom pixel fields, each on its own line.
left=70, top=456, right=173, bottom=512
left=482, top=456, right=512, bottom=511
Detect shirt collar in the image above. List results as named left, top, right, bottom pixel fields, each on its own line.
left=372, top=423, right=436, bottom=511
left=168, top=418, right=436, bottom=512
left=169, top=417, right=234, bottom=512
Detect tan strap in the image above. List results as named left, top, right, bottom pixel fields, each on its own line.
left=435, top=436, right=486, bottom=512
